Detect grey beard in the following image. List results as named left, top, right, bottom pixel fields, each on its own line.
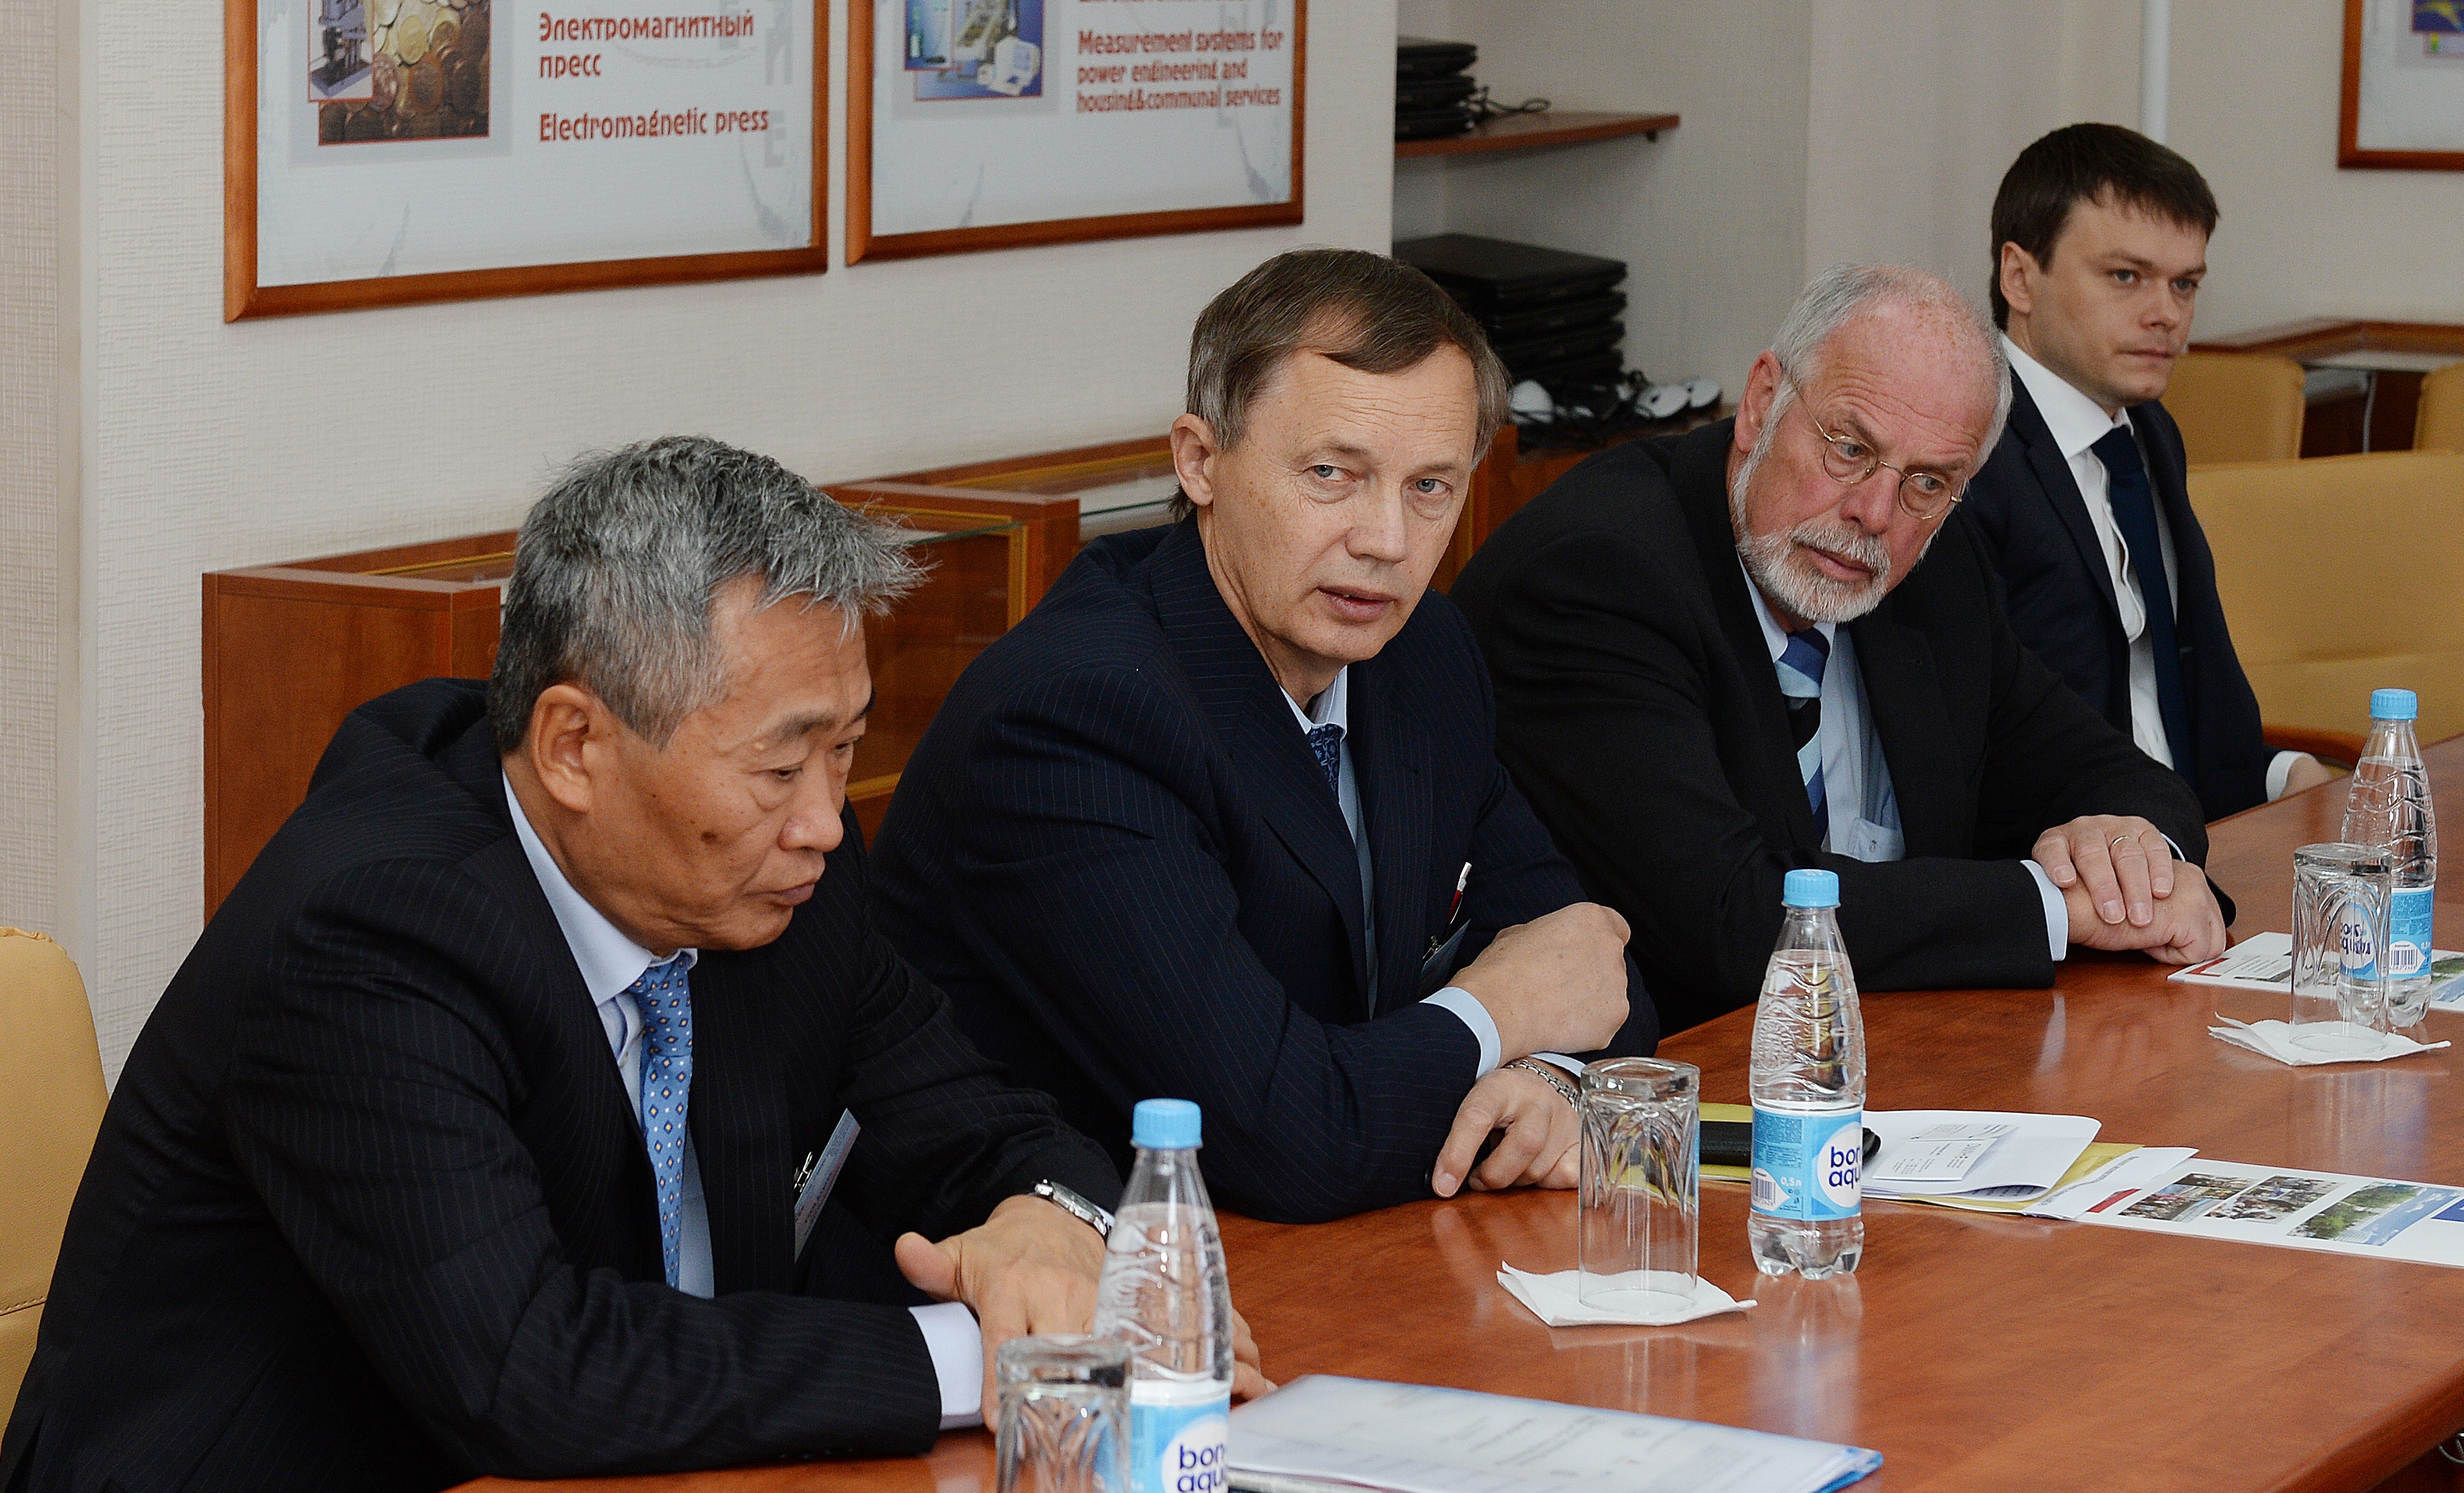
left=1729, top=421, right=1903, bottom=625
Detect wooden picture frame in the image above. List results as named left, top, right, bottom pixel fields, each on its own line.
left=225, top=0, right=830, bottom=320
left=2340, top=0, right=2464, bottom=171
left=847, top=0, right=1305, bottom=263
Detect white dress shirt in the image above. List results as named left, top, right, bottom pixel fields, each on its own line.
left=1740, top=565, right=2071, bottom=962
left=503, top=776, right=983, bottom=1428
left=1280, top=671, right=1562, bottom=1077
left=2002, top=336, right=2307, bottom=801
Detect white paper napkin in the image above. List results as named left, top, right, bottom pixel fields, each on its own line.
left=2209, top=1014, right=2450, bottom=1067
left=1496, top=1264, right=1755, bottom=1327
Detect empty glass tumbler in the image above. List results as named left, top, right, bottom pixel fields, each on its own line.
left=996, top=1336, right=1131, bottom=1493
left=2290, top=842, right=2396, bottom=1056
left=1578, top=1056, right=1700, bottom=1314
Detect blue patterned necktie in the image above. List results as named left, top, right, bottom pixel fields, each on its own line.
left=1775, top=629, right=1831, bottom=826
left=2091, top=424, right=2195, bottom=788
left=629, top=957, right=694, bottom=1288
left=1306, top=723, right=1343, bottom=796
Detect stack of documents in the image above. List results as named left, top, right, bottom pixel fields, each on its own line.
left=1229, top=1376, right=1881, bottom=1493
left=1860, top=1111, right=2101, bottom=1211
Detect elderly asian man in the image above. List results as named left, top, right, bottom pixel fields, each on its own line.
left=871, top=249, right=1658, bottom=1225
left=1450, top=265, right=2229, bottom=1037
left=2, top=438, right=1259, bottom=1493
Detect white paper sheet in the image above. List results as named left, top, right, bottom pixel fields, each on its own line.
left=1228, top=1376, right=1881, bottom=1493
left=1861, top=1110, right=2099, bottom=1199
left=2034, top=1155, right=2464, bottom=1267
left=2169, top=931, right=2464, bottom=1006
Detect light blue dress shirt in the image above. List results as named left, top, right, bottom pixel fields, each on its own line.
left=503, top=776, right=984, bottom=1427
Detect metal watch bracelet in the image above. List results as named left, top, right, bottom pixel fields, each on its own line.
left=1505, top=1057, right=1582, bottom=1110
left=1029, top=1179, right=1114, bottom=1239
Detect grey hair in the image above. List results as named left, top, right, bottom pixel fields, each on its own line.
left=1771, top=263, right=2013, bottom=456
left=487, top=435, right=923, bottom=751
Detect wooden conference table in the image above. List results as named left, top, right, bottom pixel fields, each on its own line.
left=472, top=738, right=2464, bottom=1493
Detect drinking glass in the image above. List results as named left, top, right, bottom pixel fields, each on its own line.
left=1578, top=1056, right=1700, bottom=1313
left=996, top=1336, right=1130, bottom=1493
left=2290, top=842, right=2394, bottom=1056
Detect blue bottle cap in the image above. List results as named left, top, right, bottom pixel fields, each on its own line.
left=2370, top=688, right=2418, bottom=721
left=1131, top=1098, right=1202, bottom=1150
left=1783, top=868, right=1840, bottom=909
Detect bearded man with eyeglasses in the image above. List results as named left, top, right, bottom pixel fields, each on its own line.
left=1452, top=264, right=2228, bottom=1035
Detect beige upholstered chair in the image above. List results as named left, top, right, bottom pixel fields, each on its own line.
left=0, top=929, right=107, bottom=1407
left=2415, top=362, right=2464, bottom=453
left=2166, top=352, right=2307, bottom=465
left=2191, top=451, right=2464, bottom=758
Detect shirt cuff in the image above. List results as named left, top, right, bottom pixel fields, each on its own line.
left=1422, top=986, right=1501, bottom=1077
left=909, top=1301, right=984, bottom=1430
left=2266, top=750, right=2312, bottom=802
left=2022, top=860, right=2070, bottom=962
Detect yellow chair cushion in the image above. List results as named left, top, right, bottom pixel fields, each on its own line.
left=2190, top=451, right=2464, bottom=745
left=2417, top=363, right=2464, bottom=454
left=0, top=930, right=106, bottom=1412
left=2167, top=352, right=2307, bottom=465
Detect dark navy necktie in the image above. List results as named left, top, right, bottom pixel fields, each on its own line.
left=2091, top=425, right=2195, bottom=783
left=1775, top=629, right=1830, bottom=826
left=1306, top=723, right=1342, bottom=796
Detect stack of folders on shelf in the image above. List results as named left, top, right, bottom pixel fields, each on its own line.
left=1392, top=234, right=1630, bottom=393
left=1229, top=1376, right=1883, bottom=1493
left=1395, top=38, right=1480, bottom=140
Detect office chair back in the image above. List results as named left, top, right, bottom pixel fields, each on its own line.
left=0, top=929, right=107, bottom=1409
left=2167, top=352, right=2307, bottom=464
left=2192, top=451, right=2464, bottom=748
left=2416, top=362, right=2464, bottom=453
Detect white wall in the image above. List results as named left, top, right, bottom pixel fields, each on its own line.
left=54, top=0, right=1396, bottom=1079
left=2171, top=0, right=2464, bottom=335
left=1798, top=0, right=2464, bottom=338
left=1803, top=0, right=2140, bottom=303
left=1, top=0, right=72, bottom=948
left=1393, top=0, right=1814, bottom=395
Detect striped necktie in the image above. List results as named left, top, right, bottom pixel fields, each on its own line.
left=629, top=956, right=694, bottom=1288
left=1776, top=628, right=1831, bottom=826
left=2091, top=424, right=2196, bottom=795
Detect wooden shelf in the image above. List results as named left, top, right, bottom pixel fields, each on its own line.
left=1396, top=109, right=1679, bottom=159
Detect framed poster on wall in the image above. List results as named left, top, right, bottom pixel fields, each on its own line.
left=2341, top=0, right=2464, bottom=170
left=226, top=0, right=826, bottom=319
left=848, top=0, right=1303, bottom=262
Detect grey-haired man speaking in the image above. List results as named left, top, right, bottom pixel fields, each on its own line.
left=3, top=437, right=1258, bottom=1493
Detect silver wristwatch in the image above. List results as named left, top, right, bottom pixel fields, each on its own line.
left=1030, top=1179, right=1115, bottom=1238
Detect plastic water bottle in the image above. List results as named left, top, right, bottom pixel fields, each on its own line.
left=1748, top=869, right=1867, bottom=1279
left=1092, top=1100, right=1232, bottom=1493
left=2342, top=687, right=2440, bottom=1023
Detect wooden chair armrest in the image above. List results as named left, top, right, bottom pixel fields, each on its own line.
left=2263, top=724, right=2367, bottom=769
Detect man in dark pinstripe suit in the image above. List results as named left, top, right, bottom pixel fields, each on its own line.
left=873, top=251, right=1660, bottom=1226
left=4, top=438, right=1259, bottom=1493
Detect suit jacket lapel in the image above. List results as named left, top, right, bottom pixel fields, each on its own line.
left=683, top=954, right=797, bottom=1295
left=1145, top=522, right=1370, bottom=993
left=1347, top=659, right=1430, bottom=1015
left=440, top=724, right=666, bottom=1281
left=2007, top=375, right=2121, bottom=618
left=1672, top=423, right=1825, bottom=852
left=1846, top=607, right=1963, bottom=857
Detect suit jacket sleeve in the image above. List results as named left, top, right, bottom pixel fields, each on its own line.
left=1475, top=523, right=2060, bottom=1026
left=218, top=854, right=1061, bottom=1479
left=944, top=664, right=1492, bottom=1225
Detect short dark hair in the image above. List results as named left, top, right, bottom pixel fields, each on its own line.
left=1170, top=248, right=1509, bottom=519
left=1988, top=123, right=2218, bottom=328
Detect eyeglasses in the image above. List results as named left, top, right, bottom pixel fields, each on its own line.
left=1780, top=374, right=1968, bottom=522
